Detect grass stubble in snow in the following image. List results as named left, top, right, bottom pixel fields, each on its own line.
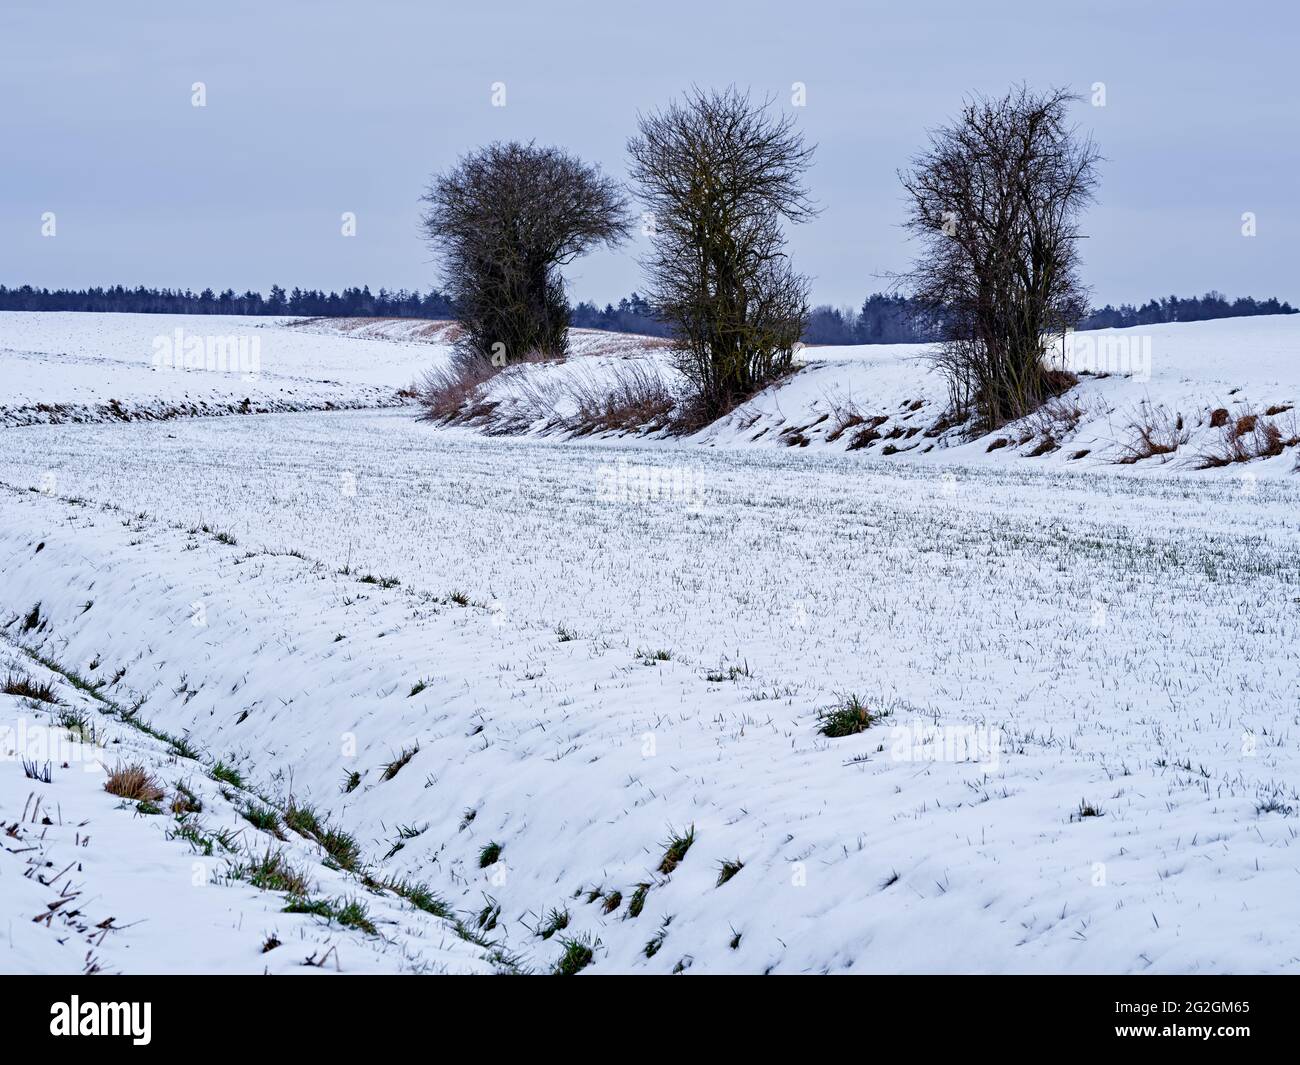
left=1, top=312, right=1299, bottom=974
left=2, top=411, right=1299, bottom=973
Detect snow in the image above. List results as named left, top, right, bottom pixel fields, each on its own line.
left=701, top=316, right=1300, bottom=476
left=1, top=312, right=1298, bottom=974
left=0, top=312, right=428, bottom=426
left=0, top=311, right=668, bottom=428
left=0, top=647, right=494, bottom=974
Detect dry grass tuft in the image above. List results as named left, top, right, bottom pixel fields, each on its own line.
left=421, top=347, right=680, bottom=437
left=416, top=351, right=501, bottom=422
left=1116, top=401, right=1189, bottom=464
left=1021, top=393, right=1097, bottom=455
left=3, top=672, right=60, bottom=704
left=1196, top=404, right=1299, bottom=468
left=564, top=361, right=676, bottom=435
left=821, top=394, right=889, bottom=450
left=657, top=825, right=696, bottom=875
left=105, top=763, right=165, bottom=803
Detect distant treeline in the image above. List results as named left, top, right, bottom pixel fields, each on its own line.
left=0, top=283, right=455, bottom=320
left=1, top=283, right=1293, bottom=343
left=569, top=292, right=672, bottom=337
left=1077, top=292, right=1296, bottom=329
left=568, top=292, right=944, bottom=343
left=800, top=291, right=1297, bottom=345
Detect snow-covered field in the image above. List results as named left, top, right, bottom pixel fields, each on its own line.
left=0, top=312, right=667, bottom=427
left=0, top=312, right=432, bottom=426
left=0, top=642, right=494, bottom=974
left=2, top=312, right=1298, bottom=974
left=459, top=314, right=1300, bottom=477
left=755, top=315, right=1300, bottom=474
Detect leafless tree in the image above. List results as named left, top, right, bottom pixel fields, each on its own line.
left=628, top=88, right=816, bottom=423
left=900, top=86, right=1100, bottom=429
left=421, top=142, right=630, bottom=368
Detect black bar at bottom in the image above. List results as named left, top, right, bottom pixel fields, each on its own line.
left=0, top=973, right=1293, bottom=1051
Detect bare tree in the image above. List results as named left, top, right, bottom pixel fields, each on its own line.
left=900, top=86, right=1100, bottom=429
left=421, top=142, right=630, bottom=367
left=628, top=88, right=816, bottom=423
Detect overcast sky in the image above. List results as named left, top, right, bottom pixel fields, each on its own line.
left=2, top=0, right=1295, bottom=309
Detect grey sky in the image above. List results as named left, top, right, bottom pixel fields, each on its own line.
left=2, top=0, right=1295, bottom=309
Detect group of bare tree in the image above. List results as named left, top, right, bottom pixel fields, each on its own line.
left=421, top=88, right=815, bottom=424
left=421, top=83, right=1100, bottom=432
